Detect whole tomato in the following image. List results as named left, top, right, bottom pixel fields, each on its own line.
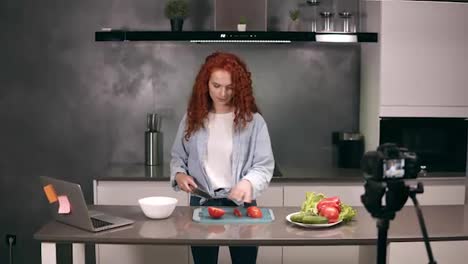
left=317, top=200, right=341, bottom=213
left=233, top=208, right=242, bottom=217
left=319, top=206, right=340, bottom=223
left=208, top=207, right=225, bottom=218
left=322, top=196, right=341, bottom=205
left=246, top=206, right=263, bottom=218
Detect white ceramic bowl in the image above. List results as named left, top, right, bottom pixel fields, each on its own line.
left=138, top=196, right=178, bottom=219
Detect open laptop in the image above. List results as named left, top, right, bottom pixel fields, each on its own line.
left=40, top=176, right=134, bottom=232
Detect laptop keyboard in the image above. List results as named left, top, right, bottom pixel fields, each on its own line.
left=91, top=217, right=113, bottom=228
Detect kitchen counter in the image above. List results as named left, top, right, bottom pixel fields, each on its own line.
left=98, top=163, right=466, bottom=183
left=89, top=165, right=467, bottom=264
left=35, top=205, right=468, bottom=245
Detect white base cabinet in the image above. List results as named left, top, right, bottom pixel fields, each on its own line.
left=283, top=246, right=361, bottom=264
left=96, top=245, right=188, bottom=264
left=93, top=181, right=190, bottom=264
left=389, top=241, right=468, bottom=264
left=94, top=180, right=466, bottom=264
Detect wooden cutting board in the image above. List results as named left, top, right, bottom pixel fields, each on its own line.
left=192, top=207, right=275, bottom=224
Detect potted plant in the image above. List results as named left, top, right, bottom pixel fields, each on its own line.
left=164, top=0, right=189, bottom=31
left=237, top=16, right=247, bottom=32
left=288, top=9, right=301, bottom=31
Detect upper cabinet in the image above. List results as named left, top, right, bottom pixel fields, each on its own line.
left=95, top=0, right=378, bottom=44
left=361, top=0, right=468, bottom=118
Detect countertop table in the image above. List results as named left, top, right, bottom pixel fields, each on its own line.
left=34, top=205, right=468, bottom=264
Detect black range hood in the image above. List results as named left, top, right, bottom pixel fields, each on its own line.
left=95, top=30, right=378, bottom=43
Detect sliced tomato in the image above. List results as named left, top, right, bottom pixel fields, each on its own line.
left=317, top=200, right=341, bottom=213
left=208, top=207, right=225, bottom=218
left=246, top=206, right=263, bottom=218
left=319, top=206, right=340, bottom=223
left=233, top=208, right=242, bottom=217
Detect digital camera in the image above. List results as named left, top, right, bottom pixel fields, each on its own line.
left=361, top=143, right=420, bottom=180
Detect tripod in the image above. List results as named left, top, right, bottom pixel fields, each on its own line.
left=361, top=180, right=437, bottom=264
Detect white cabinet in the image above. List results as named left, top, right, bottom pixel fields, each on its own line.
left=389, top=241, right=468, bottom=264
left=361, top=1, right=468, bottom=118
left=283, top=184, right=365, bottom=207
left=93, top=180, right=190, bottom=264
left=94, top=181, right=189, bottom=206
left=283, top=181, right=466, bottom=207
left=412, top=184, right=465, bottom=205
left=256, top=184, right=284, bottom=207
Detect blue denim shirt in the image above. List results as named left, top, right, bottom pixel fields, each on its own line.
left=170, top=112, right=274, bottom=200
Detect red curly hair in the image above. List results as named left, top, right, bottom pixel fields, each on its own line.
left=184, top=52, right=258, bottom=140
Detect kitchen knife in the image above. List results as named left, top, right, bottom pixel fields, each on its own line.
left=192, top=187, right=213, bottom=200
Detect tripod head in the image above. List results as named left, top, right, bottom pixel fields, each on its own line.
left=361, top=143, right=422, bottom=218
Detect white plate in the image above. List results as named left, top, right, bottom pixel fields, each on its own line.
left=286, top=212, right=342, bottom=228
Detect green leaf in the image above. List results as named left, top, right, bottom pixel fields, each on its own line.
left=164, top=0, right=189, bottom=19
left=300, top=192, right=326, bottom=214
left=339, top=204, right=357, bottom=222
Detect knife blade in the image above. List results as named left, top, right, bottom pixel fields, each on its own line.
left=192, top=187, right=213, bottom=200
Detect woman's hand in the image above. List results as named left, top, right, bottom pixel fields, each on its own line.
left=175, top=173, right=198, bottom=193
left=228, top=179, right=253, bottom=203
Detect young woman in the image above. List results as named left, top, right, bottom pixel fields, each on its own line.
left=170, top=51, right=274, bottom=264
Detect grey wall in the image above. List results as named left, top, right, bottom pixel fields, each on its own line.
left=0, top=0, right=360, bottom=263
left=102, top=44, right=360, bottom=169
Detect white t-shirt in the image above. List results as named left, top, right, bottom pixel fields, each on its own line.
left=204, top=112, right=234, bottom=189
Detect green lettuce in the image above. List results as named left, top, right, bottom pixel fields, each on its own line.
left=339, top=204, right=357, bottom=222
left=300, top=192, right=325, bottom=215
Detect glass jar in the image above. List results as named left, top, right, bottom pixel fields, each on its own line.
left=339, top=12, right=354, bottom=33
left=320, top=12, right=334, bottom=32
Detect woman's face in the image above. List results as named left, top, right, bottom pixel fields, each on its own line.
left=208, top=69, right=234, bottom=112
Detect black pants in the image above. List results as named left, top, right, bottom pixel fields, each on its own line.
left=190, top=196, right=258, bottom=264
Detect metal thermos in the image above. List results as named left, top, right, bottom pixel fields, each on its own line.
left=145, top=113, right=163, bottom=166
left=332, top=132, right=364, bottom=169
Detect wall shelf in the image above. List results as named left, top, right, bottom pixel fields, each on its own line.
left=95, top=30, right=378, bottom=43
